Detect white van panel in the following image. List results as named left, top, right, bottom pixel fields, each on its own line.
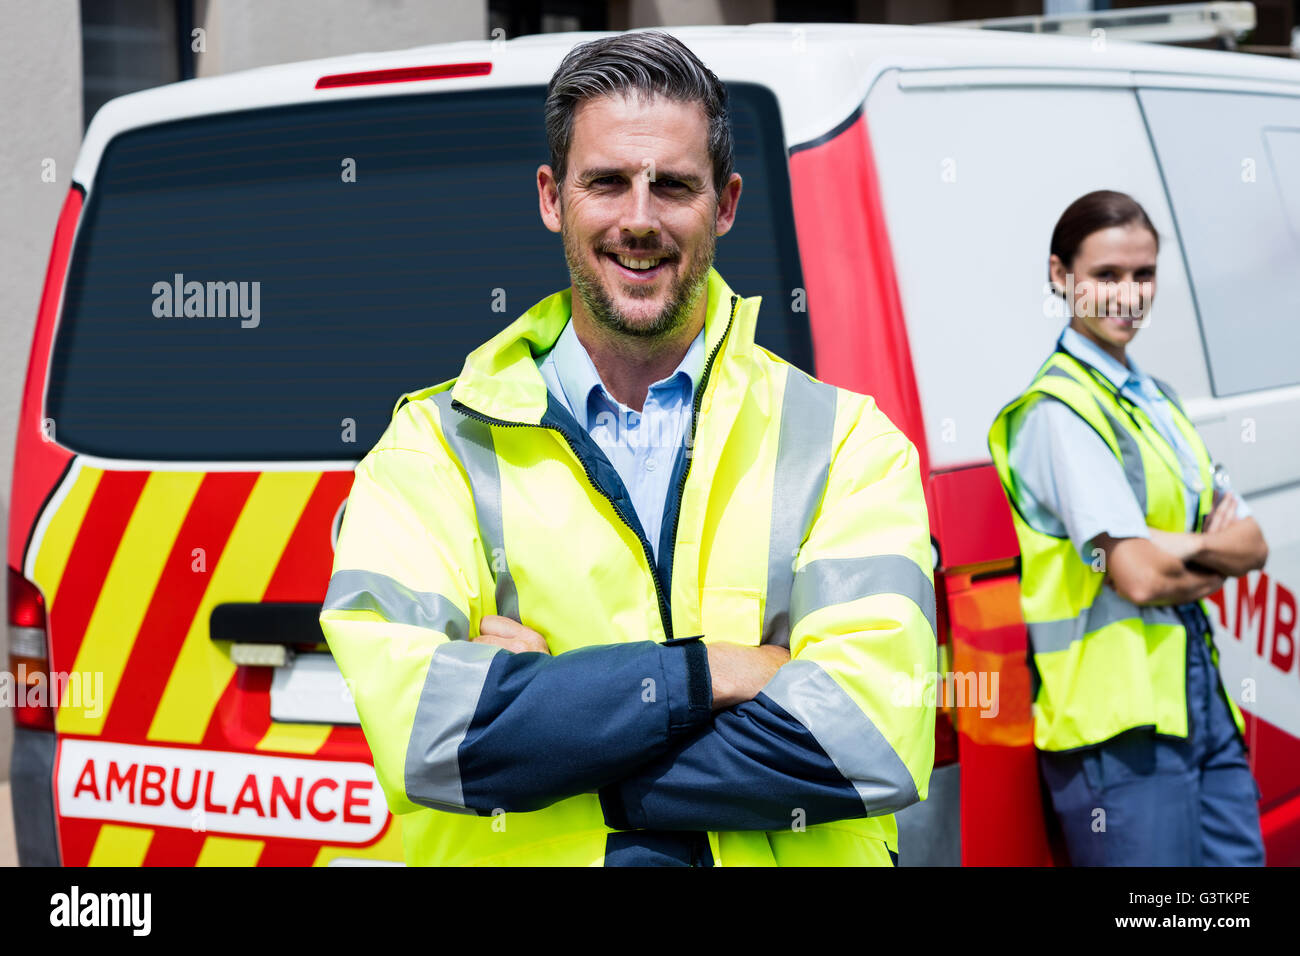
left=865, top=69, right=1207, bottom=468
left=1185, top=387, right=1300, bottom=498
left=1138, top=88, right=1300, bottom=397
left=1138, top=88, right=1300, bottom=743
left=1210, top=483, right=1300, bottom=743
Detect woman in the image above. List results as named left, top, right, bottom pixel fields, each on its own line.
left=988, top=189, right=1269, bottom=866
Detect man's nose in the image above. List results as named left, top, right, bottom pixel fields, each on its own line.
left=621, top=172, right=659, bottom=238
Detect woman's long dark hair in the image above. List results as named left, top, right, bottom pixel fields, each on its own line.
left=1050, top=190, right=1160, bottom=273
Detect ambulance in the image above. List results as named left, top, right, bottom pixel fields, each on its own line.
left=10, top=22, right=1300, bottom=865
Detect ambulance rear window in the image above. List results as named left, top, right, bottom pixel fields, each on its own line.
left=47, top=84, right=810, bottom=461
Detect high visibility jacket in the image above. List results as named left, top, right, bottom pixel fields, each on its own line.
left=320, top=267, right=936, bottom=866
left=988, top=346, right=1246, bottom=752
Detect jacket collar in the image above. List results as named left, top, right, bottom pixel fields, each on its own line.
left=544, top=313, right=705, bottom=431
left=1058, top=326, right=1146, bottom=395
left=450, top=267, right=756, bottom=425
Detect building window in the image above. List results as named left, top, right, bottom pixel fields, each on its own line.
left=489, top=0, right=607, bottom=39
left=81, top=0, right=193, bottom=129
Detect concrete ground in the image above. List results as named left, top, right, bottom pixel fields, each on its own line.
left=1, top=689, right=16, bottom=865
left=2, top=586, right=12, bottom=783
left=0, top=782, right=16, bottom=866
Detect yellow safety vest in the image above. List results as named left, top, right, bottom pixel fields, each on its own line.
left=320, top=267, right=936, bottom=865
left=988, top=347, right=1246, bottom=752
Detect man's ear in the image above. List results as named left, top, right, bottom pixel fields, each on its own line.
left=714, top=172, right=742, bottom=237
left=538, top=164, right=563, bottom=234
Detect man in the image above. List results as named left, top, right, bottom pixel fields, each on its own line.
left=320, top=30, right=936, bottom=867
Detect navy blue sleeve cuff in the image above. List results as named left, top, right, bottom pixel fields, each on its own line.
left=454, top=638, right=716, bottom=814
left=660, top=635, right=712, bottom=733
left=597, top=694, right=867, bottom=832
left=600, top=637, right=711, bottom=830
left=598, top=776, right=637, bottom=831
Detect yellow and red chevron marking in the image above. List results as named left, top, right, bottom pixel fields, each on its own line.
left=27, top=461, right=405, bottom=866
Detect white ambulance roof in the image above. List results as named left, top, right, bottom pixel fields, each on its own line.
left=74, top=22, right=1300, bottom=189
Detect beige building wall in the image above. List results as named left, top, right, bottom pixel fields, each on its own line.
left=194, top=0, right=488, bottom=76
left=0, top=1, right=486, bottom=790
left=0, top=0, right=82, bottom=787
left=621, top=0, right=775, bottom=28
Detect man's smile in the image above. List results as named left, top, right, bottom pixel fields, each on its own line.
left=604, top=250, right=675, bottom=282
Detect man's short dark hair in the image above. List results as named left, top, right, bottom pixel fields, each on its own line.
left=544, top=31, right=734, bottom=196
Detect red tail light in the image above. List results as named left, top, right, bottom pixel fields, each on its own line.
left=315, top=61, right=492, bottom=89
left=8, top=567, right=54, bottom=731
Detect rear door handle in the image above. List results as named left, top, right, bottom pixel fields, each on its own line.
left=211, top=602, right=325, bottom=667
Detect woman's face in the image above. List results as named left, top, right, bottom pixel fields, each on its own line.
left=1050, top=223, right=1157, bottom=354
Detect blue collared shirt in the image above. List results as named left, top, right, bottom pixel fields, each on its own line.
left=1007, top=327, right=1249, bottom=563
left=536, top=317, right=705, bottom=564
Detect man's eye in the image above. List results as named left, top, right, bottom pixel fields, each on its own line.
left=655, top=179, right=687, bottom=190
left=593, top=176, right=622, bottom=186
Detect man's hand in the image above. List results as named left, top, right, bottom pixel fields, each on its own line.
left=473, top=615, right=551, bottom=655
left=706, top=642, right=790, bottom=711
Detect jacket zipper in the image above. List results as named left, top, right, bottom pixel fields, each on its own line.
left=447, top=293, right=737, bottom=644
left=664, top=294, right=738, bottom=598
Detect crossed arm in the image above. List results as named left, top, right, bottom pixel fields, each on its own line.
left=475, top=616, right=788, bottom=710
left=470, top=619, right=852, bottom=832
left=321, top=395, right=935, bottom=832
left=1095, top=492, right=1269, bottom=607
left=1009, top=396, right=1268, bottom=609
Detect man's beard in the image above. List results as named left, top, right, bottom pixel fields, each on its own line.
left=560, top=204, right=714, bottom=341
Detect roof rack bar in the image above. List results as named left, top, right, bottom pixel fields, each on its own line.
left=937, top=1, right=1256, bottom=48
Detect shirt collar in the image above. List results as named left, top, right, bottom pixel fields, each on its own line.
left=1059, top=325, right=1145, bottom=395
left=550, top=315, right=705, bottom=429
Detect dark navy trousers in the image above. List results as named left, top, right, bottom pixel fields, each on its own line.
left=1038, top=603, right=1265, bottom=866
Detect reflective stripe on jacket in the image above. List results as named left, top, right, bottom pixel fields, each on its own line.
left=988, top=346, right=1246, bottom=752
left=320, top=267, right=936, bottom=865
